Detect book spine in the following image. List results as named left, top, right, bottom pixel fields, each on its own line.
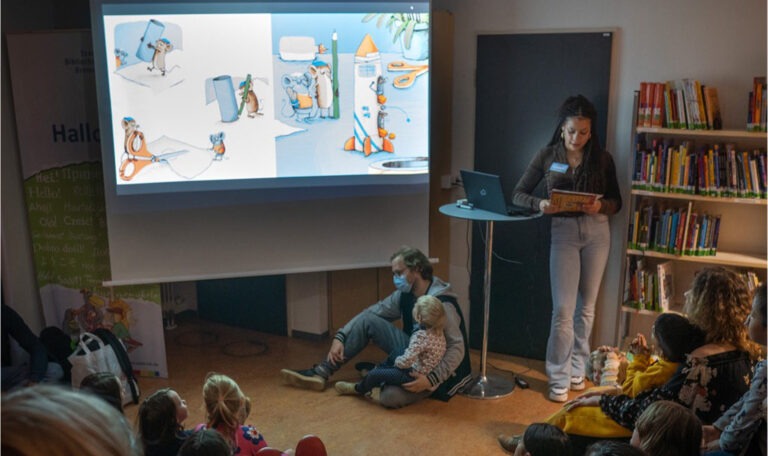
left=638, top=82, right=649, bottom=128
left=651, top=82, right=664, bottom=128
left=711, top=215, right=722, bottom=255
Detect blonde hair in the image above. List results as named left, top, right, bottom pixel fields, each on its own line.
left=413, top=295, right=446, bottom=330
left=683, top=266, right=757, bottom=357
left=203, top=373, right=248, bottom=447
left=1, top=384, right=140, bottom=455
left=634, top=400, right=701, bottom=456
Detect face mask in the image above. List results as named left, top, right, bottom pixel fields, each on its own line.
left=393, top=273, right=412, bottom=293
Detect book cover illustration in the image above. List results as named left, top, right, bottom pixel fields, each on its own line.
left=549, top=189, right=600, bottom=212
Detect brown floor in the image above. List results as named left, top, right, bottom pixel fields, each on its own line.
left=124, top=313, right=570, bottom=455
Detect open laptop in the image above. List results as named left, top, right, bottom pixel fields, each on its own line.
left=460, top=169, right=536, bottom=216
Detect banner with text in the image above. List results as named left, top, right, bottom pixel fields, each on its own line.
left=7, top=30, right=167, bottom=377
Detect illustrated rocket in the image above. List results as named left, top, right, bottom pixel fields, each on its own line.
left=344, top=34, right=394, bottom=156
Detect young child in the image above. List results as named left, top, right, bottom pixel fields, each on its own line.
left=178, top=428, right=231, bottom=456
left=334, top=295, right=447, bottom=397
left=79, top=371, right=124, bottom=413
left=584, top=440, right=647, bottom=456
left=506, top=423, right=572, bottom=456
left=199, top=372, right=268, bottom=455
left=631, top=400, right=702, bottom=456
left=702, top=282, right=767, bottom=456
left=137, top=387, right=191, bottom=456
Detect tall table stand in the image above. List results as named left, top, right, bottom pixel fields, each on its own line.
left=439, top=203, right=541, bottom=399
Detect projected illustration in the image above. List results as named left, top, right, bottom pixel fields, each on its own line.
left=102, top=11, right=429, bottom=190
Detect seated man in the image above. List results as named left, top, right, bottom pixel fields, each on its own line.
left=2, top=303, right=64, bottom=391
left=281, top=246, right=472, bottom=408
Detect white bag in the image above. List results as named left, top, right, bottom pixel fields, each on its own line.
left=68, top=332, right=131, bottom=405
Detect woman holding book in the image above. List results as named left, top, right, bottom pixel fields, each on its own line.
left=512, top=94, right=622, bottom=403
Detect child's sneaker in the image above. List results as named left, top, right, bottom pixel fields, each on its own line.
left=334, top=381, right=358, bottom=395
left=549, top=385, right=569, bottom=402
left=570, top=375, right=586, bottom=391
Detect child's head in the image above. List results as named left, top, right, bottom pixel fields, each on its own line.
left=178, top=429, right=231, bottom=456
left=515, top=423, right=572, bottom=456
left=203, top=373, right=248, bottom=436
left=631, top=400, right=701, bottom=456
left=79, top=371, right=124, bottom=413
left=584, top=440, right=647, bottom=456
left=651, top=313, right=705, bottom=362
left=137, top=388, right=188, bottom=448
left=412, top=295, right=446, bottom=330
left=747, top=283, right=767, bottom=345
left=683, top=267, right=753, bottom=353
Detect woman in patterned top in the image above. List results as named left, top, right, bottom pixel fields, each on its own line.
left=566, top=267, right=758, bottom=434
left=334, top=295, right=447, bottom=397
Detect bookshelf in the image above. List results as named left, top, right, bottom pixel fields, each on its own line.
left=615, top=91, right=767, bottom=346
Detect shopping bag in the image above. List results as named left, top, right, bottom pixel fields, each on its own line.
left=68, top=332, right=132, bottom=405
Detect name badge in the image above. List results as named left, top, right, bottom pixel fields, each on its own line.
left=549, top=162, right=569, bottom=173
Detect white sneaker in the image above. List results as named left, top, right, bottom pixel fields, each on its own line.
left=549, top=386, right=569, bottom=402
left=570, top=376, right=586, bottom=391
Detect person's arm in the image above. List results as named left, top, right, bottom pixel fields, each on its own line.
left=599, top=386, right=676, bottom=430
left=3, top=305, right=48, bottom=384
left=512, top=147, right=548, bottom=211
left=597, top=151, right=622, bottom=215
left=334, top=291, right=403, bottom=345
left=713, top=361, right=766, bottom=453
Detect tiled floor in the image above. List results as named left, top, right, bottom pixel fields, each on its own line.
left=124, top=313, right=567, bottom=455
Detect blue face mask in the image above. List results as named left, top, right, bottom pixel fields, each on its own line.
left=393, top=273, right=412, bottom=293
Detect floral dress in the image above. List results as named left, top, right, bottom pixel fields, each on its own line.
left=599, top=350, right=753, bottom=429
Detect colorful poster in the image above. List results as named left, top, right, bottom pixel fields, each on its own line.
left=6, top=30, right=168, bottom=378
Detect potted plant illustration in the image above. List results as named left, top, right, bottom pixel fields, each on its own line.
left=362, top=12, right=429, bottom=61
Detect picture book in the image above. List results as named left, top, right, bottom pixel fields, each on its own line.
left=657, top=261, right=674, bottom=312
left=549, top=189, right=600, bottom=212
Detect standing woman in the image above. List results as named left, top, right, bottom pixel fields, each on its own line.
left=512, top=95, right=622, bottom=403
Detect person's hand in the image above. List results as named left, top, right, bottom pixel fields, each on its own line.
left=576, top=389, right=608, bottom=400
left=629, top=333, right=650, bottom=356
left=402, top=372, right=430, bottom=393
left=596, top=345, right=614, bottom=353
left=581, top=198, right=602, bottom=214
left=539, top=200, right=557, bottom=214
left=701, top=425, right=722, bottom=449
left=564, top=394, right=601, bottom=411
left=326, top=339, right=345, bottom=366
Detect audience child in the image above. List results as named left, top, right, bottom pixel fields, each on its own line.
left=137, top=387, right=192, bottom=456
left=334, top=295, right=447, bottom=397
left=584, top=440, right=647, bottom=456
left=178, top=428, right=231, bottom=456
left=79, top=371, right=124, bottom=413
left=630, top=400, right=702, bottom=456
left=505, top=423, right=572, bottom=456
left=702, top=282, right=767, bottom=456
left=499, top=312, right=704, bottom=451
left=200, top=372, right=268, bottom=455
left=1, top=384, right=141, bottom=455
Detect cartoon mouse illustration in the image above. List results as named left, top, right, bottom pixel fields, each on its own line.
left=238, top=81, right=261, bottom=118
left=147, top=38, right=172, bottom=76
left=309, top=62, right=333, bottom=118
left=209, top=131, right=226, bottom=160
left=122, top=117, right=146, bottom=157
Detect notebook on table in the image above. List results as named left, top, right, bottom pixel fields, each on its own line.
left=459, top=169, right=537, bottom=216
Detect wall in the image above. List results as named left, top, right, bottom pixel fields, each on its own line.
left=435, top=0, right=767, bottom=345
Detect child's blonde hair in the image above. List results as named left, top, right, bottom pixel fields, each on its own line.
left=634, top=400, right=701, bottom=456
left=203, top=373, right=249, bottom=447
left=413, top=295, right=446, bottom=330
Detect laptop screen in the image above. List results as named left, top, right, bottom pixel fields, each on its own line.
left=460, top=169, right=510, bottom=215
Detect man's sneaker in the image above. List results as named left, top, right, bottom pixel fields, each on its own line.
left=280, top=368, right=327, bottom=391
left=334, top=381, right=358, bottom=395
left=570, top=375, right=586, bottom=391
left=549, top=385, right=569, bottom=403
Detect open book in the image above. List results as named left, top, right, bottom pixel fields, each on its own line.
left=549, top=189, right=601, bottom=212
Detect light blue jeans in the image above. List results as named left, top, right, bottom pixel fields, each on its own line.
left=546, top=214, right=611, bottom=390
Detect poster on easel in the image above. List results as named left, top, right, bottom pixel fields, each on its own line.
left=6, top=30, right=168, bottom=378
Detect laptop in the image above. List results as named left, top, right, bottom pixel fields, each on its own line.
left=460, top=169, right=536, bottom=216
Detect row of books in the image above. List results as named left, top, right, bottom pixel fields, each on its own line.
left=748, top=76, right=767, bottom=132
left=631, top=138, right=767, bottom=198
left=628, top=201, right=721, bottom=257
left=623, top=259, right=763, bottom=312
left=637, top=80, right=721, bottom=130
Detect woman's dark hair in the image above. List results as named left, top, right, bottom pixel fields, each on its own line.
left=391, top=246, right=433, bottom=281
left=652, top=313, right=706, bottom=362
left=523, top=423, right=572, bottom=456
left=548, top=94, right=606, bottom=193
left=79, top=371, right=124, bottom=413
left=584, top=440, right=647, bottom=456
left=137, top=388, right=182, bottom=450
left=178, top=429, right=230, bottom=456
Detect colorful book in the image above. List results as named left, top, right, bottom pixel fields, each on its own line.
left=657, top=261, right=674, bottom=312
left=651, top=82, right=665, bottom=128
left=702, top=86, right=722, bottom=130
